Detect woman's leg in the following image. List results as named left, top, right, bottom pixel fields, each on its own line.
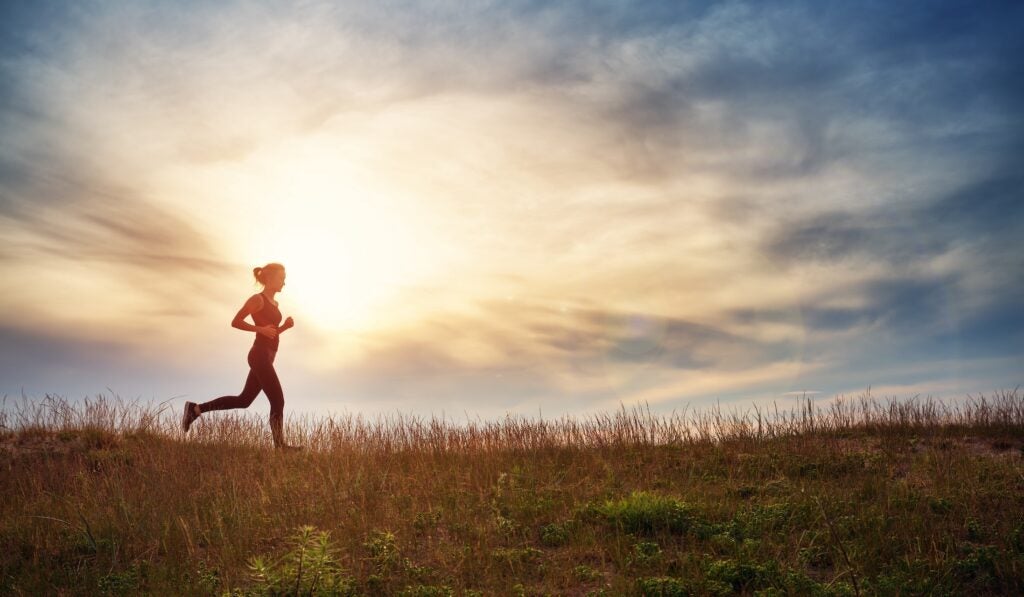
left=249, top=348, right=284, bottom=420
left=247, top=348, right=290, bottom=448
left=197, top=367, right=262, bottom=413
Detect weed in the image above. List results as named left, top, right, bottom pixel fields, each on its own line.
left=735, top=485, right=758, bottom=499
left=398, top=584, right=453, bottom=596
left=798, top=544, right=834, bottom=569
left=97, top=564, right=140, bottom=595
left=1011, top=524, right=1024, bottom=553
left=246, top=525, right=356, bottom=596
left=573, top=564, right=602, bottom=582
left=704, top=558, right=776, bottom=592
left=494, top=514, right=519, bottom=537
left=490, top=546, right=543, bottom=564
left=731, top=502, right=802, bottom=540
left=629, top=541, right=663, bottom=567
left=955, top=544, right=1000, bottom=586
left=636, top=576, right=692, bottom=596
left=412, top=510, right=442, bottom=534
left=929, top=496, right=953, bottom=514
left=193, top=561, right=220, bottom=593
left=596, top=491, right=704, bottom=535
left=539, top=522, right=570, bottom=547
left=363, top=529, right=401, bottom=576
left=965, top=518, right=984, bottom=541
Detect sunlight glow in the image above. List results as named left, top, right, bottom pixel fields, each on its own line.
left=232, top=132, right=446, bottom=335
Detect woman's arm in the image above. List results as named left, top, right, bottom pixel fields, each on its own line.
left=232, top=294, right=277, bottom=338
left=276, top=316, right=295, bottom=333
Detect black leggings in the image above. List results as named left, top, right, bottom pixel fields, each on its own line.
left=199, top=344, right=283, bottom=419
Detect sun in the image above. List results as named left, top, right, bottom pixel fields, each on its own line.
left=262, top=208, right=428, bottom=333
left=233, top=136, right=449, bottom=336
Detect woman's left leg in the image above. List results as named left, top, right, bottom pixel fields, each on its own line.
left=197, top=368, right=263, bottom=413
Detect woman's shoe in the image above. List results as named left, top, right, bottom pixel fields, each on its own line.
left=182, top=401, right=200, bottom=432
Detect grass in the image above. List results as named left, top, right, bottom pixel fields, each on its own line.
left=1, top=388, right=1022, bottom=595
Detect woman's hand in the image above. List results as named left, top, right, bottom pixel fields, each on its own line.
left=280, top=316, right=294, bottom=331
left=256, top=325, right=279, bottom=339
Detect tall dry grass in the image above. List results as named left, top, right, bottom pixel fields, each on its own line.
left=1, top=388, right=1022, bottom=595
left=3, top=388, right=1022, bottom=452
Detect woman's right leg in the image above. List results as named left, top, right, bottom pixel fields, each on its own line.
left=197, top=368, right=262, bottom=413
left=246, top=347, right=293, bottom=448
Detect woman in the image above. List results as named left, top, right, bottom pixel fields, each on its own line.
left=181, top=262, right=300, bottom=450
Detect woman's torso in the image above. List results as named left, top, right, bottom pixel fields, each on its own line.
left=252, top=292, right=282, bottom=351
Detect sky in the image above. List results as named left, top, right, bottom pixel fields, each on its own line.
left=1, top=0, right=1022, bottom=421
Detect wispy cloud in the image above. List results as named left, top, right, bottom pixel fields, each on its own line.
left=1, top=1, right=1021, bottom=414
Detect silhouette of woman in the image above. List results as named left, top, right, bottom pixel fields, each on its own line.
left=181, top=263, right=299, bottom=450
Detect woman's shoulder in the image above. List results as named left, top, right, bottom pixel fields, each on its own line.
left=251, top=292, right=277, bottom=308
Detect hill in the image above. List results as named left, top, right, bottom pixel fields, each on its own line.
left=2, top=391, right=1022, bottom=595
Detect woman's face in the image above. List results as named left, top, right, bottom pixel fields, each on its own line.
left=266, top=268, right=286, bottom=292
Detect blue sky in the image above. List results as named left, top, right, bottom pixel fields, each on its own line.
left=1, top=1, right=1021, bottom=419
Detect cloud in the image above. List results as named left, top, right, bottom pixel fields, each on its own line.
left=302, top=298, right=808, bottom=413
left=0, top=161, right=235, bottom=332
left=1, top=0, right=1021, bottom=414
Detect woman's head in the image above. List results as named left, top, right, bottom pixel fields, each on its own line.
left=253, top=262, right=286, bottom=292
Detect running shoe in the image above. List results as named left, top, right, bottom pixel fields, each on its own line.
left=182, top=401, right=200, bottom=432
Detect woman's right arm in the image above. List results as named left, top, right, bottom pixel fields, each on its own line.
left=232, top=294, right=276, bottom=337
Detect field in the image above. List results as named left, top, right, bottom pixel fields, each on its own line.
left=2, top=390, right=1023, bottom=595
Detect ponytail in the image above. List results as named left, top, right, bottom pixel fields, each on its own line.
left=253, top=263, right=284, bottom=287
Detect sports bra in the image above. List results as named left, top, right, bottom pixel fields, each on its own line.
left=252, top=293, right=282, bottom=350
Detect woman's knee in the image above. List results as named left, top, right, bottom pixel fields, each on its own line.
left=238, top=379, right=261, bottom=406
left=238, top=392, right=259, bottom=408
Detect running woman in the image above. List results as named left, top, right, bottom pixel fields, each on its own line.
left=181, top=262, right=300, bottom=450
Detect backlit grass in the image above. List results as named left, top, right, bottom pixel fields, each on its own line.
left=1, top=389, right=1022, bottom=595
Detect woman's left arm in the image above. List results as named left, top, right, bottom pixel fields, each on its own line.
left=277, top=316, right=295, bottom=333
